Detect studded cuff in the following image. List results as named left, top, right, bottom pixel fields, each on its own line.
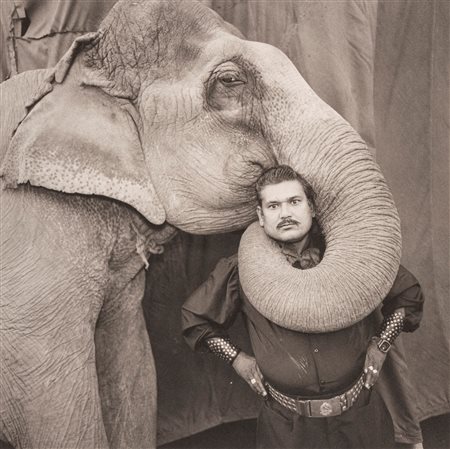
left=377, top=311, right=405, bottom=345
left=205, top=337, right=241, bottom=365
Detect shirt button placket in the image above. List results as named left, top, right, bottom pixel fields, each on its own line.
left=311, top=346, right=325, bottom=390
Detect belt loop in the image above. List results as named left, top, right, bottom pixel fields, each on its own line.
left=296, top=400, right=311, bottom=417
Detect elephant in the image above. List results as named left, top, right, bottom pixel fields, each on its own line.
left=0, top=1, right=401, bottom=448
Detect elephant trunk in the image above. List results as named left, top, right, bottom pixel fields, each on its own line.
left=239, top=51, right=401, bottom=332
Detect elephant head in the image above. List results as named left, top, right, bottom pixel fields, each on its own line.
left=1, top=0, right=400, bottom=331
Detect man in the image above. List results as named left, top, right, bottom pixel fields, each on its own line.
left=182, top=165, right=424, bottom=449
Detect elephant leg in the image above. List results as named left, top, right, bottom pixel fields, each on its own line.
left=0, top=189, right=111, bottom=448
left=0, top=326, right=109, bottom=449
left=95, top=271, right=157, bottom=449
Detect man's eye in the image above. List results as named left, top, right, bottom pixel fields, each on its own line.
left=291, top=199, right=301, bottom=205
left=267, top=204, right=278, bottom=210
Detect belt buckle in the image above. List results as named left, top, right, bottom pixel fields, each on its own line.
left=309, top=396, right=342, bottom=418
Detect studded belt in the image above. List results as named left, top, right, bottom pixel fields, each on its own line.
left=266, top=374, right=365, bottom=418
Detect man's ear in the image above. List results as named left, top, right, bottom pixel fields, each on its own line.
left=1, top=81, right=166, bottom=225
left=256, top=205, right=264, bottom=226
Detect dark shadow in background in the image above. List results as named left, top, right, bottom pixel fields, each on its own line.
left=0, top=414, right=448, bottom=449
left=160, top=414, right=450, bottom=449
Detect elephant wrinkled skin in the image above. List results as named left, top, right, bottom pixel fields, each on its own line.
left=0, top=1, right=401, bottom=448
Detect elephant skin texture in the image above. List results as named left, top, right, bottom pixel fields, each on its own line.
left=0, top=1, right=401, bottom=448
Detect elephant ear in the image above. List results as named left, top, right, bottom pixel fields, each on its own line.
left=1, top=66, right=165, bottom=225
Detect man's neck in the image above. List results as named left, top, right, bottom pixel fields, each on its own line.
left=279, top=233, right=311, bottom=259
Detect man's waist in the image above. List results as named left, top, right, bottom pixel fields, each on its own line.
left=258, top=361, right=364, bottom=398
left=266, top=373, right=365, bottom=418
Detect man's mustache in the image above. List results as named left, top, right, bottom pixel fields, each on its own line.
left=277, top=219, right=299, bottom=229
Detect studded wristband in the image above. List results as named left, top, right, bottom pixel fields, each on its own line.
left=205, top=337, right=241, bottom=365
left=374, top=311, right=405, bottom=352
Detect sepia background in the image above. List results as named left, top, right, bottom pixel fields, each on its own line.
left=1, top=0, right=448, bottom=446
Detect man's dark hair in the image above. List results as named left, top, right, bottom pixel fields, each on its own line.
left=255, top=165, right=316, bottom=210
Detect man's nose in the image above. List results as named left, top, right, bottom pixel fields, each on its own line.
left=280, top=203, right=291, bottom=218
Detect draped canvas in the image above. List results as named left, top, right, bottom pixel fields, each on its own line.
left=1, top=0, right=448, bottom=444
left=374, top=0, right=450, bottom=420
left=0, top=0, right=117, bottom=79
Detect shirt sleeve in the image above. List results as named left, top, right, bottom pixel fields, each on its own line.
left=381, top=265, right=425, bottom=332
left=181, top=254, right=242, bottom=351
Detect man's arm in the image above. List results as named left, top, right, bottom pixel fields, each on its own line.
left=381, top=265, right=424, bottom=332
left=181, top=255, right=267, bottom=396
left=363, top=265, right=424, bottom=389
left=181, top=255, right=241, bottom=351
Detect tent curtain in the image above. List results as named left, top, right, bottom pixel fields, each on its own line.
left=1, top=0, right=448, bottom=444
left=373, top=0, right=450, bottom=420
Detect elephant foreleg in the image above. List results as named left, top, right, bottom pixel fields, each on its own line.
left=95, top=271, right=157, bottom=449
left=0, top=324, right=109, bottom=449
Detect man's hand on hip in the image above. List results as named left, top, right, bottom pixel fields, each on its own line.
left=363, top=339, right=387, bottom=389
left=232, top=352, right=267, bottom=398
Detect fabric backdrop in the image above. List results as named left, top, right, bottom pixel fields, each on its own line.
left=1, top=0, right=448, bottom=445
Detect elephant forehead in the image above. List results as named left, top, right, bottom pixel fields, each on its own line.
left=89, top=1, right=235, bottom=85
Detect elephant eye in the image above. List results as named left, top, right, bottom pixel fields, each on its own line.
left=207, top=63, right=249, bottom=114
left=218, top=72, right=246, bottom=87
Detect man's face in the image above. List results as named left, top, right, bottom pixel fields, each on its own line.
left=256, top=180, right=315, bottom=243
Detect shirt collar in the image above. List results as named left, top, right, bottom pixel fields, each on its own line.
left=279, top=234, right=323, bottom=269
left=279, top=235, right=312, bottom=265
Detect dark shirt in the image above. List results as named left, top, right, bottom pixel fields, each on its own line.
left=182, top=239, right=424, bottom=398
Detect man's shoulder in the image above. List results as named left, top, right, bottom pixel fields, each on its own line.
left=388, top=264, right=420, bottom=296
left=211, top=253, right=239, bottom=276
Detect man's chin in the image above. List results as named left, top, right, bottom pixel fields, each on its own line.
left=269, top=230, right=306, bottom=243
left=280, top=236, right=305, bottom=244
